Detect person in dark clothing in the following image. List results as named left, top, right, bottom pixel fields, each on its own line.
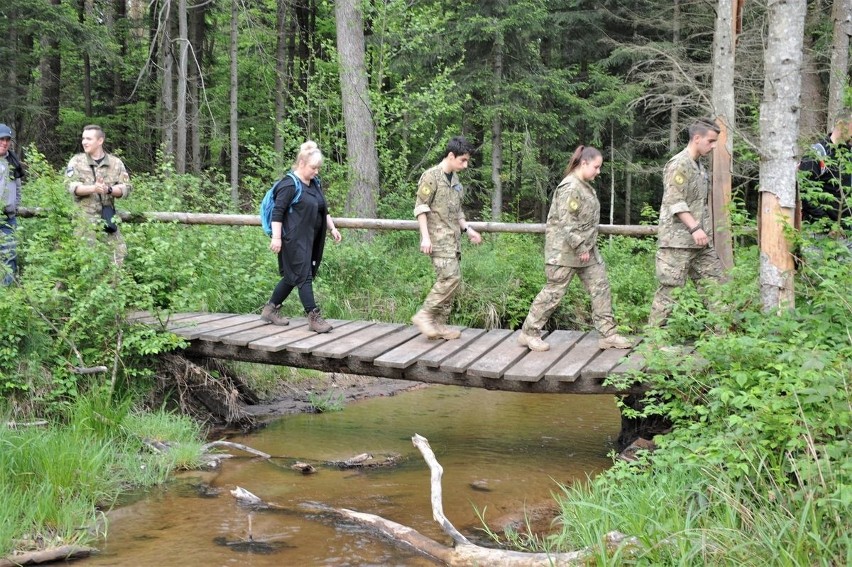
left=260, top=141, right=341, bottom=332
left=799, top=115, right=852, bottom=228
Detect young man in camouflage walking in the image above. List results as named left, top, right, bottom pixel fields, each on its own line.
left=647, top=117, right=724, bottom=326
left=411, top=136, right=482, bottom=340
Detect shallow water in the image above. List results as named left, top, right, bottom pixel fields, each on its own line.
left=83, top=385, right=621, bottom=566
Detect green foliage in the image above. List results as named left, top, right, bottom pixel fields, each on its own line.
left=307, top=390, right=346, bottom=413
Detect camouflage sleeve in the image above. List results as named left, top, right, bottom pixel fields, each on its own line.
left=64, top=157, right=84, bottom=195
left=413, top=170, right=437, bottom=217
left=116, top=158, right=131, bottom=198
left=663, top=162, right=690, bottom=215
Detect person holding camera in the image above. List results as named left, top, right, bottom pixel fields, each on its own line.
left=64, top=124, right=132, bottom=265
left=0, top=123, right=25, bottom=285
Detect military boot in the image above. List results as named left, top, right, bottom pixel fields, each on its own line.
left=411, top=310, right=440, bottom=339
left=432, top=323, right=461, bottom=340
left=308, top=308, right=332, bottom=333
left=260, top=302, right=289, bottom=326
left=599, top=333, right=633, bottom=349
left=518, top=332, right=550, bottom=352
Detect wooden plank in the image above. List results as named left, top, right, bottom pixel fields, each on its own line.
left=198, top=318, right=269, bottom=341
left=312, top=323, right=403, bottom=358
left=165, top=314, right=246, bottom=340
left=284, top=321, right=368, bottom=354
left=247, top=319, right=332, bottom=352
left=132, top=311, right=208, bottom=325
left=544, top=332, right=602, bottom=383
left=373, top=333, right=445, bottom=369
left=218, top=319, right=310, bottom=347
left=610, top=340, right=646, bottom=376
left=467, top=330, right=531, bottom=379
left=347, top=327, right=421, bottom=362
left=416, top=327, right=484, bottom=367
left=439, top=329, right=513, bottom=373
left=502, top=330, right=585, bottom=382
left=582, top=346, right=634, bottom=380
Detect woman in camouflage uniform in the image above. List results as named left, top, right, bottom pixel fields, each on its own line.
left=518, top=146, right=632, bottom=352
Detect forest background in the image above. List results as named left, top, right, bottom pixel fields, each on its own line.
left=0, top=0, right=850, bottom=564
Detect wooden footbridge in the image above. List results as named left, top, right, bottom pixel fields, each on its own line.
left=133, top=312, right=648, bottom=395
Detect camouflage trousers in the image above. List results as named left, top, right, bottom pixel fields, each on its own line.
left=522, top=263, right=617, bottom=338
left=648, top=246, right=724, bottom=326
left=420, top=255, right=461, bottom=324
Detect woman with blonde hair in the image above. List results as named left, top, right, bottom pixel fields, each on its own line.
left=518, top=145, right=632, bottom=352
left=260, top=141, right=342, bottom=332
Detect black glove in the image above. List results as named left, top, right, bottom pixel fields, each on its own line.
left=3, top=205, right=16, bottom=216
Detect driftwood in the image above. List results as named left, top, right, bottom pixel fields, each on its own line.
left=70, top=366, right=108, bottom=375
left=233, top=434, right=639, bottom=566
left=0, top=545, right=97, bottom=567
left=203, top=440, right=271, bottom=459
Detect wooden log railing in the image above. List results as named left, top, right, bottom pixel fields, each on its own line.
left=16, top=207, right=658, bottom=237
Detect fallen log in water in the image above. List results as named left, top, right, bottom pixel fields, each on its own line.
left=230, top=434, right=640, bottom=565
left=0, top=545, right=97, bottom=567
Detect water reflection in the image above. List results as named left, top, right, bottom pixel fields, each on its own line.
left=83, top=385, right=620, bottom=566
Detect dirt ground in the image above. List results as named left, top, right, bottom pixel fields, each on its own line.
left=240, top=373, right=427, bottom=422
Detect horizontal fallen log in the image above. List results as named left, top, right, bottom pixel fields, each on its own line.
left=4, top=420, right=48, bottom=428
left=0, top=545, right=97, bottom=567
left=202, top=440, right=271, bottom=459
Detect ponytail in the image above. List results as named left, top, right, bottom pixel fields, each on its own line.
left=563, top=145, right=602, bottom=177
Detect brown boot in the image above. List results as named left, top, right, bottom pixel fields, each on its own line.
left=411, top=310, right=440, bottom=339
left=599, top=333, right=633, bottom=349
left=433, top=323, right=461, bottom=340
left=260, top=302, right=289, bottom=326
left=308, top=308, right=332, bottom=333
left=518, top=332, right=550, bottom=352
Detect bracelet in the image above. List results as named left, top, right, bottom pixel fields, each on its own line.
left=688, top=224, right=702, bottom=234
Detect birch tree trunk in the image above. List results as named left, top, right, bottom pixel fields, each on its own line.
left=759, top=0, right=806, bottom=310
left=335, top=0, right=379, bottom=222
left=229, top=0, right=239, bottom=206
left=710, top=0, right=739, bottom=271
left=828, top=0, right=852, bottom=125
left=175, top=0, right=189, bottom=174
left=491, top=35, right=504, bottom=222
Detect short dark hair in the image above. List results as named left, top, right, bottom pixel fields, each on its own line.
left=688, top=118, right=720, bottom=139
left=83, top=124, right=105, bottom=139
left=445, top=136, right=474, bottom=158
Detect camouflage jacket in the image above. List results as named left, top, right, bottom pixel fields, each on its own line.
left=413, top=163, right=466, bottom=257
left=64, top=152, right=132, bottom=219
left=544, top=173, right=602, bottom=268
left=657, top=148, right=712, bottom=248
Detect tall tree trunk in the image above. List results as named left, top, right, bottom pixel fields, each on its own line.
left=828, top=0, right=852, bottom=125
left=78, top=0, right=92, bottom=117
left=335, top=0, right=379, bottom=223
left=37, top=0, right=62, bottom=161
left=229, top=0, right=239, bottom=206
left=175, top=0, right=189, bottom=173
left=274, top=0, right=291, bottom=169
left=490, top=35, right=504, bottom=222
left=189, top=0, right=205, bottom=173
left=710, top=0, right=739, bottom=272
left=759, top=0, right=806, bottom=311
left=160, top=0, right=174, bottom=157
left=669, top=0, right=681, bottom=152
left=113, top=0, right=128, bottom=110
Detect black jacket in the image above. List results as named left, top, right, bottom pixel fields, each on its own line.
left=799, top=136, right=851, bottom=223
left=272, top=176, right=327, bottom=286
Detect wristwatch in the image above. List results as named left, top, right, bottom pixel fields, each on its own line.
left=107, top=186, right=113, bottom=195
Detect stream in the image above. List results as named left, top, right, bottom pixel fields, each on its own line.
left=82, top=384, right=621, bottom=566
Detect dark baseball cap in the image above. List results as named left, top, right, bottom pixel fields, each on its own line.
left=0, top=124, right=12, bottom=139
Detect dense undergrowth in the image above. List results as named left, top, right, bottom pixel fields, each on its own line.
left=1, top=149, right=849, bottom=563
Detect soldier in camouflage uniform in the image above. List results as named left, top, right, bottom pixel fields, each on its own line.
left=64, top=125, right=132, bottom=265
left=411, top=136, right=482, bottom=340
left=647, top=118, right=724, bottom=326
left=518, top=146, right=632, bottom=352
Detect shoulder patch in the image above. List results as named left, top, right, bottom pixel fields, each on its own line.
left=419, top=185, right=431, bottom=197
left=672, top=172, right=686, bottom=186
left=568, top=198, right=580, bottom=212
left=65, top=166, right=75, bottom=177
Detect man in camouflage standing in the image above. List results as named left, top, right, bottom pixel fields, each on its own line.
left=0, top=124, right=25, bottom=285
left=64, top=124, right=132, bottom=265
left=647, top=117, right=724, bottom=326
left=411, top=136, right=482, bottom=340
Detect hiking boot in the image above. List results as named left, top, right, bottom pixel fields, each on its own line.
left=518, top=332, right=550, bottom=352
left=260, top=302, right=289, bottom=326
left=433, top=323, right=461, bottom=340
left=308, top=308, right=332, bottom=333
left=599, top=333, right=633, bottom=350
left=411, top=310, right=440, bottom=339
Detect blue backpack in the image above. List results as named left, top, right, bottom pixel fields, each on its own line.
left=260, top=171, right=315, bottom=237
